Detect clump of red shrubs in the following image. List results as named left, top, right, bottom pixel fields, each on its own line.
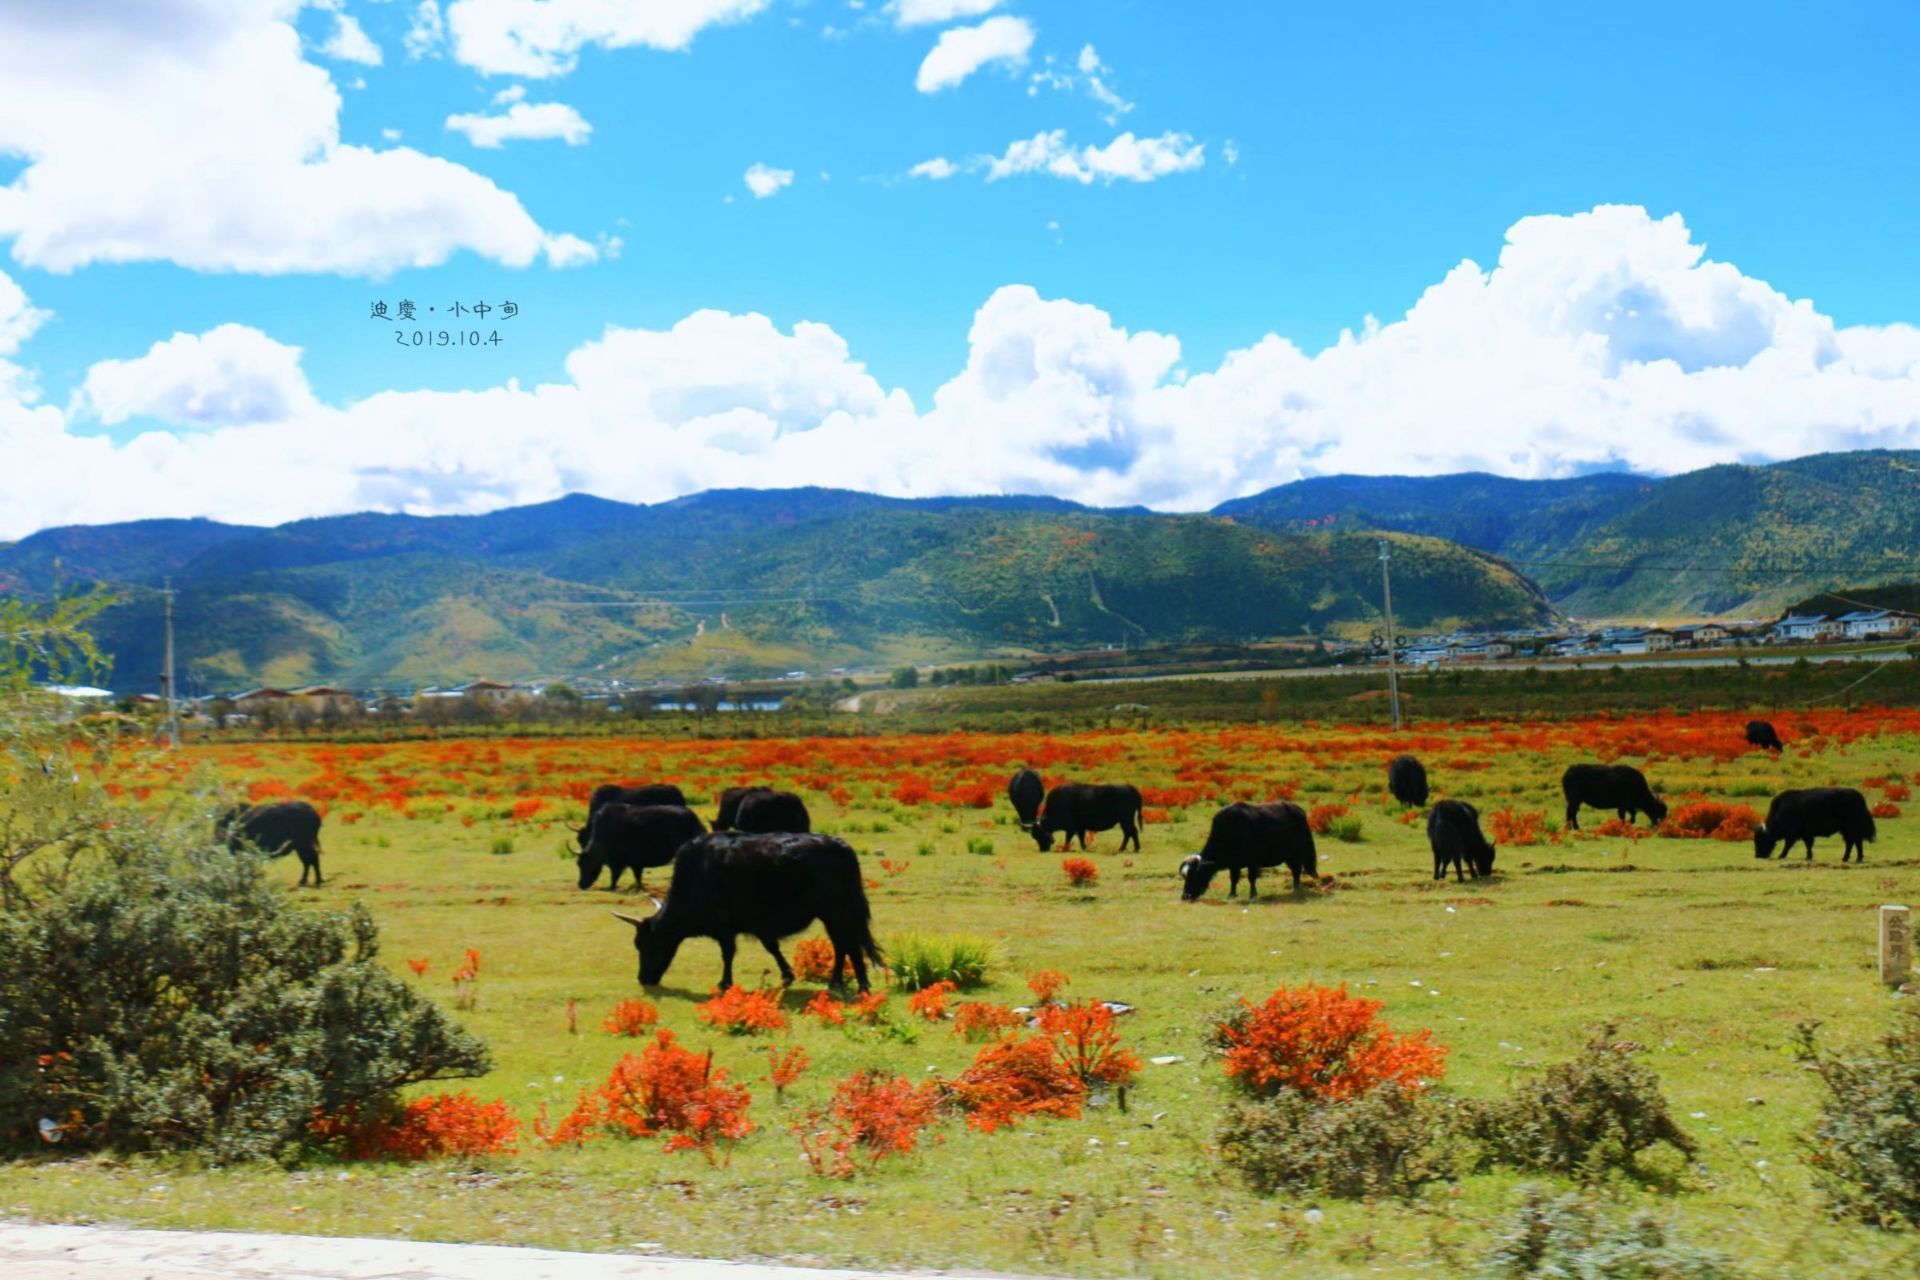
left=1026, top=969, right=1070, bottom=1005
left=1885, top=782, right=1911, bottom=802
left=1657, top=800, right=1762, bottom=842
left=765, top=1044, right=810, bottom=1101
left=1061, top=857, right=1099, bottom=887
left=1588, top=816, right=1653, bottom=841
left=1488, top=807, right=1549, bottom=846
left=795, top=1070, right=943, bottom=1178
left=1308, top=803, right=1349, bottom=835
left=1038, top=1001, right=1142, bottom=1092
left=1213, top=984, right=1447, bottom=1101
left=316, top=1092, right=520, bottom=1161
left=601, top=998, right=660, bottom=1037
left=945, top=1035, right=1086, bottom=1132
left=791, top=938, right=840, bottom=982
left=952, top=1001, right=1024, bottom=1041
left=908, top=980, right=958, bottom=1022
left=537, top=1029, right=754, bottom=1164
left=696, top=985, right=789, bottom=1035
left=1873, top=801, right=1902, bottom=819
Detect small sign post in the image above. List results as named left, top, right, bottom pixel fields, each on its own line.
left=1881, top=904, right=1912, bottom=987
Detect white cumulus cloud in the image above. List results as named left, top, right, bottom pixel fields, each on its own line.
left=444, top=0, right=770, bottom=77
left=916, top=16, right=1033, bottom=92
left=0, top=0, right=593, bottom=276
left=4, top=207, right=1919, bottom=537
left=320, top=13, right=383, bottom=65
left=446, top=100, right=593, bottom=147
left=744, top=163, right=795, bottom=199
left=889, top=0, right=1000, bottom=27
left=908, top=157, right=958, bottom=180
left=984, top=130, right=1204, bottom=184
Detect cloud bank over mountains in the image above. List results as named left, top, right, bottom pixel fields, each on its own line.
left=2, top=205, right=1917, bottom=539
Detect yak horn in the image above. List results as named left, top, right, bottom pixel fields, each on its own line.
left=611, top=911, right=648, bottom=927
left=648, top=895, right=664, bottom=911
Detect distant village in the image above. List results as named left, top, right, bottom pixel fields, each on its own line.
left=1381, top=607, right=1918, bottom=667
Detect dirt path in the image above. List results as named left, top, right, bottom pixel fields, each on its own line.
left=0, top=1221, right=1027, bottom=1280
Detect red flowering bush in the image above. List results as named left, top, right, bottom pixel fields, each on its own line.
left=803, top=990, right=847, bottom=1026
left=945, top=1035, right=1086, bottom=1132
left=791, top=938, right=840, bottom=982
left=952, top=1001, right=1024, bottom=1041
left=1884, top=783, right=1911, bottom=802
left=543, top=1030, right=754, bottom=1164
left=1308, top=803, right=1349, bottom=835
left=1212, top=985, right=1447, bottom=1101
left=1488, top=807, right=1547, bottom=846
left=1038, top=1001, right=1142, bottom=1091
left=1588, top=816, right=1653, bottom=840
left=1657, top=800, right=1763, bottom=842
left=601, top=998, right=660, bottom=1037
left=795, top=1070, right=942, bottom=1178
left=908, top=980, right=958, bottom=1022
left=696, top=985, right=789, bottom=1035
left=1873, top=801, right=1902, bottom=819
left=318, top=1092, right=520, bottom=1161
left=1026, top=969, right=1071, bottom=1005
left=1061, top=857, right=1099, bottom=887
left=765, top=1045, right=810, bottom=1101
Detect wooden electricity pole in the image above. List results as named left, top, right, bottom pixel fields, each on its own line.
left=1378, top=540, right=1402, bottom=731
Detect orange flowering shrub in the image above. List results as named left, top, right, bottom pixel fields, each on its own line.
left=1037, top=1001, right=1142, bottom=1090
left=1061, top=857, right=1099, bottom=887
left=509, top=797, right=546, bottom=821
left=1657, top=800, right=1762, bottom=841
left=952, top=1001, right=1024, bottom=1041
left=317, top=1093, right=520, bottom=1161
left=1213, top=985, right=1447, bottom=1101
left=1487, top=807, right=1547, bottom=846
left=791, top=938, right=840, bottom=982
left=908, top=980, right=958, bottom=1022
left=803, top=990, right=847, bottom=1026
left=1885, top=782, right=1911, bottom=802
left=796, top=1070, right=943, bottom=1178
left=765, top=1045, right=810, bottom=1101
left=545, top=1030, right=754, bottom=1164
left=945, top=1035, right=1086, bottom=1132
left=847, top=991, right=892, bottom=1024
left=1026, top=969, right=1070, bottom=1005
left=450, top=948, right=480, bottom=1009
left=1308, top=803, right=1349, bottom=835
left=405, top=957, right=429, bottom=976
left=1873, top=801, right=1902, bottom=819
left=601, top=998, right=660, bottom=1037
left=1589, top=816, right=1654, bottom=840
left=696, top=985, right=789, bottom=1035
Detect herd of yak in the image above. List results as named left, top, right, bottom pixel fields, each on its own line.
left=211, top=717, right=1880, bottom=994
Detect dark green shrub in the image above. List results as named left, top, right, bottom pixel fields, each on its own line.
left=1462, top=1026, right=1697, bottom=1182
left=1481, top=1187, right=1738, bottom=1278
left=1217, top=1082, right=1457, bottom=1199
left=0, top=827, right=489, bottom=1162
left=1794, top=1012, right=1920, bottom=1227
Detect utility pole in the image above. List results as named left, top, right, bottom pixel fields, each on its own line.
left=161, top=577, right=179, bottom=749
left=1378, top=541, right=1402, bottom=731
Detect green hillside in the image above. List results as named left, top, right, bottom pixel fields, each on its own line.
left=2, top=492, right=1548, bottom=689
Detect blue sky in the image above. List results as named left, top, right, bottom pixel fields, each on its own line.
left=1, top=1, right=1917, bottom=535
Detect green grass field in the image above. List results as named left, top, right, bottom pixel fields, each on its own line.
left=4, top=720, right=1920, bottom=1278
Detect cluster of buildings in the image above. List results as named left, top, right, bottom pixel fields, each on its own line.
left=1390, top=607, right=1918, bottom=668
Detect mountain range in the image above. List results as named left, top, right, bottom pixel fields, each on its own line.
left=2, top=449, right=1914, bottom=689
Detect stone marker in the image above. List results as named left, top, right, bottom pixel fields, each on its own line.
left=1881, top=904, right=1912, bottom=986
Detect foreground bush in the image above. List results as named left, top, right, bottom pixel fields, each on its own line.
left=885, top=931, right=997, bottom=990
left=1210, top=984, right=1447, bottom=1101
left=312, top=1092, right=519, bottom=1161
left=538, top=1029, right=753, bottom=1164
left=1462, top=1027, right=1697, bottom=1182
left=1795, top=1012, right=1920, bottom=1228
left=1481, top=1186, right=1738, bottom=1278
left=795, top=1070, right=942, bottom=1178
left=1218, top=1082, right=1456, bottom=1199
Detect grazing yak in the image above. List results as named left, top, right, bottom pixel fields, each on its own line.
left=1428, top=799, right=1496, bottom=882
left=1008, top=767, right=1045, bottom=828
left=1754, top=788, right=1876, bottom=863
left=735, top=789, right=812, bottom=834
left=1387, top=754, right=1429, bottom=808
left=1029, top=782, right=1144, bottom=852
left=1561, top=763, right=1668, bottom=831
left=1179, top=801, right=1317, bottom=900
left=574, top=782, right=688, bottom=849
left=1745, top=720, right=1785, bottom=753
left=612, top=832, right=882, bottom=992
left=714, top=785, right=772, bottom=830
left=577, top=804, right=706, bottom=890
left=216, top=800, right=325, bottom=886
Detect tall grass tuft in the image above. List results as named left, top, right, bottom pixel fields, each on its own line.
left=884, top=931, right=999, bottom=991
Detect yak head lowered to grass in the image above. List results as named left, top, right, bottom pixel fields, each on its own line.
left=613, top=898, right=674, bottom=985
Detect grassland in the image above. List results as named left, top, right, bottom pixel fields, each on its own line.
left=4, top=712, right=1920, bottom=1277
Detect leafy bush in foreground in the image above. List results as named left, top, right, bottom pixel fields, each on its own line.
left=1462, top=1027, right=1697, bottom=1182
left=1795, top=1012, right=1920, bottom=1228
left=884, top=931, right=997, bottom=990
left=1218, top=1082, right=1457, bottom=1199
left=0, top=834, right=490, bottom=1162
left=1209, top=984, right=1448, bottom=1101
left=1481, top=1186, right=1738, bottom=1278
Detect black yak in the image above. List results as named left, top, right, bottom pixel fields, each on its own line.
left=574, top=782, right=687, bottom=849
left=215, top=800, right=325, bottom=886
left=1029, top=783, right=1143, bottom=852
left=612, top=832, right=882, bottom=992
left=1754, top=788, right=1876, bottom=863
left=1179, top=801, right=1317, bottom=900
left=1008, top=767, right=1044, bottom=828
left=1561, top=763, right=1668, bottom=831
left=1428, top=799, right=1496, bottom=882
left=735, top=789, right=811, bottom=834
left=1387, top=754, right=1429, bottom=808
left=1745, top=720, right=1785, bottom=753
left=577, top=804, right=706, bottom=890
left=714, top=785, right=772, bottom=830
